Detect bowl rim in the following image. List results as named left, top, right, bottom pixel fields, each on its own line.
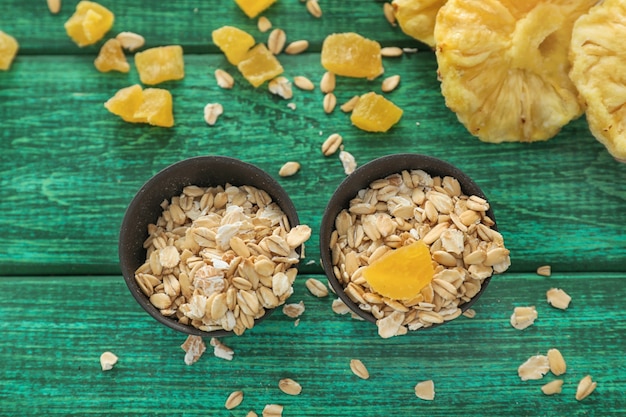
left=119, top=155, right=300, bottom=337
left=319, top=153, right=498, bottom=326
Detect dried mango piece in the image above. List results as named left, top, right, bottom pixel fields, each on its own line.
left=94, top=38, right=129, bottom=73
left=570, top=0, right=626, bottom=161
left=0, top=31, right=19, bottom=71
left=321, top=33, right=383, bottom=79
left=237, top=44, right=284, bottom=87
left=104, top=84, right=144, bottom=122
left=351, top=92, right=403, bottom=132
left=64, top=1, right=114, bottom=47
left=435, top=0, right=596, bottom=142
left=212, top=26, right=255, bottom=65
left=392, top=0, right=447, bottom=48
left=363, top=241, right=434, bottom=301
left=133, top=88, right=174, bottom=128
left=135, top=45, right=185, bottom=85
left=234, top=0, right=277, bottom=18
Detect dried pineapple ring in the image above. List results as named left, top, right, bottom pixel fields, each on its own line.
left=392, top=0, right=447, bottom=48
left=570, top=0, right=626, bottom=161
left=434, top=0, right=596, bottom=143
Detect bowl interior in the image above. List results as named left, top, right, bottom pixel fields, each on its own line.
left=319, top=153, right=497, bottom=325
left=119, top=155, right=300, bottom=336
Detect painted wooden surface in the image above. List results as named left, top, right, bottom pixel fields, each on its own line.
left=0, top=0, right=624, bottom=416
left=0, top=273, right=624, bottom=416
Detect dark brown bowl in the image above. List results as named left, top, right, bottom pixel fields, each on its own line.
left=319, top=153, right=498, bottom=327
left=119, top=155, right=300, bottom=337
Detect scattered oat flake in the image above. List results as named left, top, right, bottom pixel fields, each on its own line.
left=332, top=298, right=350, bottom=315
left=518, top=355, right=550, bottom=381
left=305, top=0, right=322, bottom=18
left=100, top=351, right=118, bottom=371
left=210, top=337, right=234, bottom=361
left=282, top=301, right=305, bottom=318
left=258, top=16, right=272, bottom=32
left=204, top=103, right=223, bottom=126
left=181, top=335, right=206, bottom=365
left=279, top=378, right=303, bottom=396
left=415, top=380, right=435, bottom=400
left=350, top=359, right=370, bottom=380
left=279, top=161, right=300, bottom=177
left=510, top=305, right=537, bottom=330
left=305, top=278, right=328, bottom=297
left=269, top=76, right=293, bottom=99
left=546, top=288, right=571, bottom=310
left=262, top=403, right=284, bottom=417
left=575, top=375, right=597, bottom=401
left=541, top=379, right=564, bottom=395
left=287, top=102, right=296, bottom=110
left=116, top=31, right=145, bottom=52
left=547, top=348, right=567, bottom=376
left=536, top=265, right=551, bottom=276
left=339, top=149, right=357, bottom=175
left=47, top=0, right=61, bottom=14
left=215, top=69, right=235, bottom=89
left=462, top=308, right=476, bottom=318
left=225, top=390, right=244, bottom=410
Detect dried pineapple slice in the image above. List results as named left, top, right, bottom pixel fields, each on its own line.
left=64, top=1, right=114, bottom=47
left=434, top=0, right=596, bottom=143
left=392, top=0, right=447, bottom=48
left=570, top=0, right=626, bottom=161
left=94, top=38, right=129, bottom=73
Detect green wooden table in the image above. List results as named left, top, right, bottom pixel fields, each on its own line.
left=1, top=1, right=624, bottom=416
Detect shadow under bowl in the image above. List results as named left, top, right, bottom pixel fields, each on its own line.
left=319, top=153, right=498, bottom=328
left=119, top=155, right=300, bottom=337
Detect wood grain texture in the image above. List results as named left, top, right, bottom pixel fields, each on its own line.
left=0, top=273, right=624, bottom=416
left=2, top=0, right=413, bottom=55
left=1, top=51, right=625, bottom=275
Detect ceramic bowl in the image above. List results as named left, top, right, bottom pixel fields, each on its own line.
left=319, top=153, right=499, bottom=328
left=119, top=155, right=300, bottom=336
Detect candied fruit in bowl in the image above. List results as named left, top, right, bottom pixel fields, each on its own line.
left=94, top=38, right=129, bottom=73
left=0, top=31, right=19, bottom=70
left=237, top=44, right=284, bottom=87
left=212, top=26, right=255, bottom=65
left=363, top=240, right=435, bottom=301
left=135, top=45, right=185, bottom=85
left=64, top=1, right=114, bottom=47
left=321, top=33, right=384, bottom=79
left=351, top=92, right=403, bottom=132
left=234, top=0, right=277, bottom=18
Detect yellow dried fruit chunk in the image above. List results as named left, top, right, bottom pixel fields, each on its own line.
left=321, top=33, right=384, bottom=79
left=234, top=0, right=277, bottom=18
left=435, top=0, right=596, bottom=142
left=64, top=1, right=114, bottom=47
left=135, top=45, right=185, bottom=85
left=104, top=84, right=144, bottom=122
left=0, top=31, right=19, bottom=71
left=570, top=0, right=626, bottom=161
left=212, top=26, right=255, bottom=65
left=363, top=241, right=434, bottom=301
left=134, top=88, right=174, bottom=128
left=351, top=92, right=403, bottom=132
left=237, top=44, right=284, bottom=87
left=94, top=38, right=129, bottom=73
left=392, top=0, right=447, bottom=48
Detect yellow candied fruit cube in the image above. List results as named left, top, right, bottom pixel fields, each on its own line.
left=94, top=38, right=129, bottom=73
left=351, top=92, right=403, bottom=132
left=321, top=32, right=384, bottom=79
left=362, top=241, right=434, bottom=301
left=133, top=88, right=174, bottom=128
left=104, top=84, right=144, bottom=122
left=212, top=26, right=255, bottom=66
left=0, top=31, right=19, bottom=71
left=234, top=0, right=277, bottom=18
left=237, top=44, right=284, bottom=88
left=64, top=1, right=115, bottom=47
left=135, top=45, right=185, bottom=85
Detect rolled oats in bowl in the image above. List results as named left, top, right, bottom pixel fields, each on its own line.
left=319, top=154, right=510, bottom=338
left=119, top=156, right=310, bottom=336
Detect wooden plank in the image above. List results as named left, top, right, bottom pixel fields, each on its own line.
left=3, top=0, right=412, bottom=55
left=0, top=273, right=624, bottom=415
left=2, top=52, right=625, bottom=275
